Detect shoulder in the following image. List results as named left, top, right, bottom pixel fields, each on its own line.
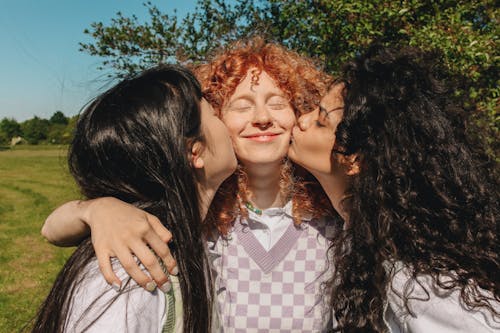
left=386, top=267, right=500, bottom=333
left=306, top=215, right=338, bottom=241
left=65, top=258, right=166, bottom=333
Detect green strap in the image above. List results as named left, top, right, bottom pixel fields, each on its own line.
left=162, top=287, right=176, bottom=333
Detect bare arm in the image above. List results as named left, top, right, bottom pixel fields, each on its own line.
left=42, top=200, right=92, bottom=246
left=41, top=197, right=177, bottom=292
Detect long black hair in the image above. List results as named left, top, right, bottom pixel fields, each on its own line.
left=328, top=45, right=499, bottom=332
left=32, top=65, right=213, bottom=332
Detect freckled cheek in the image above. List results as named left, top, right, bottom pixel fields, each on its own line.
left=221, top=116, right=247, bottom=138
left=271, top=108, right=295, bottom=126
left=280, top=117, right=297, bottom=133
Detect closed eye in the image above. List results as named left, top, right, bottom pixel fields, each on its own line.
left=229, top=101, right=253, bottom=112
left=233, top=106, right=252, bottom=112
left=267, top=95, right=289, bottom=110
left=268, top=103, right=287, bottom=110
left=315, top=120, right=326, bottom=127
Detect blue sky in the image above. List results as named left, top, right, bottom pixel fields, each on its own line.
left=0, top=0, right=199, bottom=121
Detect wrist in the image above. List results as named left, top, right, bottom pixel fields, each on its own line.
left=79, top=198, right=101, bottom=229
left=81, top=197, right=118, bottom=229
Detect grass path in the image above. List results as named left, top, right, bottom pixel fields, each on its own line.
left=0, top=146, right=78, bottom=332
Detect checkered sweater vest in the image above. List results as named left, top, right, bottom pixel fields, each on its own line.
left=211, top=216, right=335, bottom=332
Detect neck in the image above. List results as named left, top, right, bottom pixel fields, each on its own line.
left=196, top=175, right=221, bottom=220
left=243, top=161, right=284, bottom=209
left=313, top=171, right=350, bottom=222
left=197, top=184, right=217, bottom=220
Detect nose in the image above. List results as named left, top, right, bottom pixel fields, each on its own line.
left=297, top=109, right=315, bottom=130
left=252, top=104, right=272, bottom=128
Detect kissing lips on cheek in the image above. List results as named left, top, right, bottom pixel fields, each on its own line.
left=288, top=84, right=345, bottom=176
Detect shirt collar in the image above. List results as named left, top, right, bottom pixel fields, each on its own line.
left=239, top=200, right=307, bottom=229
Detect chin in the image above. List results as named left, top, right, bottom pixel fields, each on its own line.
left=287, top=152, right=298, bottom=164
left=288, top=154, right=311, bottom=171
left=241, top=154, right=287, bottom=166
left=287, top=144, right=301, bottom=160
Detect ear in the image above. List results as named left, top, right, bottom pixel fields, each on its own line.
left=345, top=154, right=360, bottom=176
left=190, top=141, right=205, bottom=169
left=337, top=153, right=360, bottom=176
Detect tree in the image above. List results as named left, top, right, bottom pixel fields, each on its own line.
left=21, top=117, right=50, bottom=145
left=49, top=111, right=69, bottom=125
left=0, top=118, right=22, bottom=143
left=79, top=0, right=499, bottom=159
left=48, top=115, right=77, bottom=144
left=79, top=0, right=257, bottom=74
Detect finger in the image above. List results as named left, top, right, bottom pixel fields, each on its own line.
left=146, top=231, right=178, bottom=275
left=115, top=246, right=157, bottom=291
left=131, top=242, right=171, bottom=292
left=95, top=250, right=122, bottom=291
left=146, top=214, right=172, bottom=243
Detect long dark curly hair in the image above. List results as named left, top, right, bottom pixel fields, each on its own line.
left=328, top=45, right=499, bottom=332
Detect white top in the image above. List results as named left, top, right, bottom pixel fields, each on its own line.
left=64, top=257, right=182, bottom=333
left=245, top=200, right=297, bottom=250
left=385, top=266, right=500, bottom=333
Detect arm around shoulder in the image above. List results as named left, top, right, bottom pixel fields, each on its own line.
left=42, top=199, right=93, bottom=246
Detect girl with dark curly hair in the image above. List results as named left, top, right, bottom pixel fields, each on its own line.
left=289, top=45, right=499, bottom=332
left=41, top=38, right=336, bottom=331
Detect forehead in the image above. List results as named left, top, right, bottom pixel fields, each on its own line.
left=321, top=83, right=344, bottom=108
left=231, top=69, right=285, bottom=97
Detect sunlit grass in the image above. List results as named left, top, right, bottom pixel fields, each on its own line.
left=0, top=146, right=78, bottom=332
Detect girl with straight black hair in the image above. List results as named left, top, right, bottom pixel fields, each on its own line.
left=31, top=64, right=236, bottom=332
left=290, top=45, right=499, bottom=332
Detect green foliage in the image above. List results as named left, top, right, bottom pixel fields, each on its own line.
left=47, top=113, right=75, bottom=144
left=79, top=0, right=499, bottom=159
left=49, top=111, right=69, bottom=125
left=0, top=118, right=22, bottom=144
left=47, top=124, right=67, bottom=144
left=2, top=112, right=76, bottom=146
left=21, top=117, right=50, bottom=145
left=79, top=0, right=258, bottom=74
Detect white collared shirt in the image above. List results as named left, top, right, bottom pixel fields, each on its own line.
left=242, top=200, right=308, bottom=251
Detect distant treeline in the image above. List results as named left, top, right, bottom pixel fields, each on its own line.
left=0, top=111, right=77, bottom=145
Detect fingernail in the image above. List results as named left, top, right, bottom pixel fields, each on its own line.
left=111, top=282, right=121, bottom=292
left=159, top=281, right=172, bottom=293
left=145, top=281, right=157, bottom=292
left=171, top=267, right=179, bottom=276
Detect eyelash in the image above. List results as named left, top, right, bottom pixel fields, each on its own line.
left=269, top=103, right=286, bottom=110
left=231, top=106, right=251, bottom=112
left=315, top=120, right=326, bottom=127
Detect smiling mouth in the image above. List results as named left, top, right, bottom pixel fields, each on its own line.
left=245, top=133, right=280, bottom=142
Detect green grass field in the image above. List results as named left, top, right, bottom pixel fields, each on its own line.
left=0, top=146, right=78, bottom=332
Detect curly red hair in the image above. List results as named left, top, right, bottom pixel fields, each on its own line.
left=194, top=37, right=333, bottom=235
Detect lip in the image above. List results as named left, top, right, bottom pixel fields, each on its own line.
left=243, top=132, right=281, bottom=142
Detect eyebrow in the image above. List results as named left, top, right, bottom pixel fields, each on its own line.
left=319, top=105, right=344, bottom=118
left=230, top=90, right=287, bottom=101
